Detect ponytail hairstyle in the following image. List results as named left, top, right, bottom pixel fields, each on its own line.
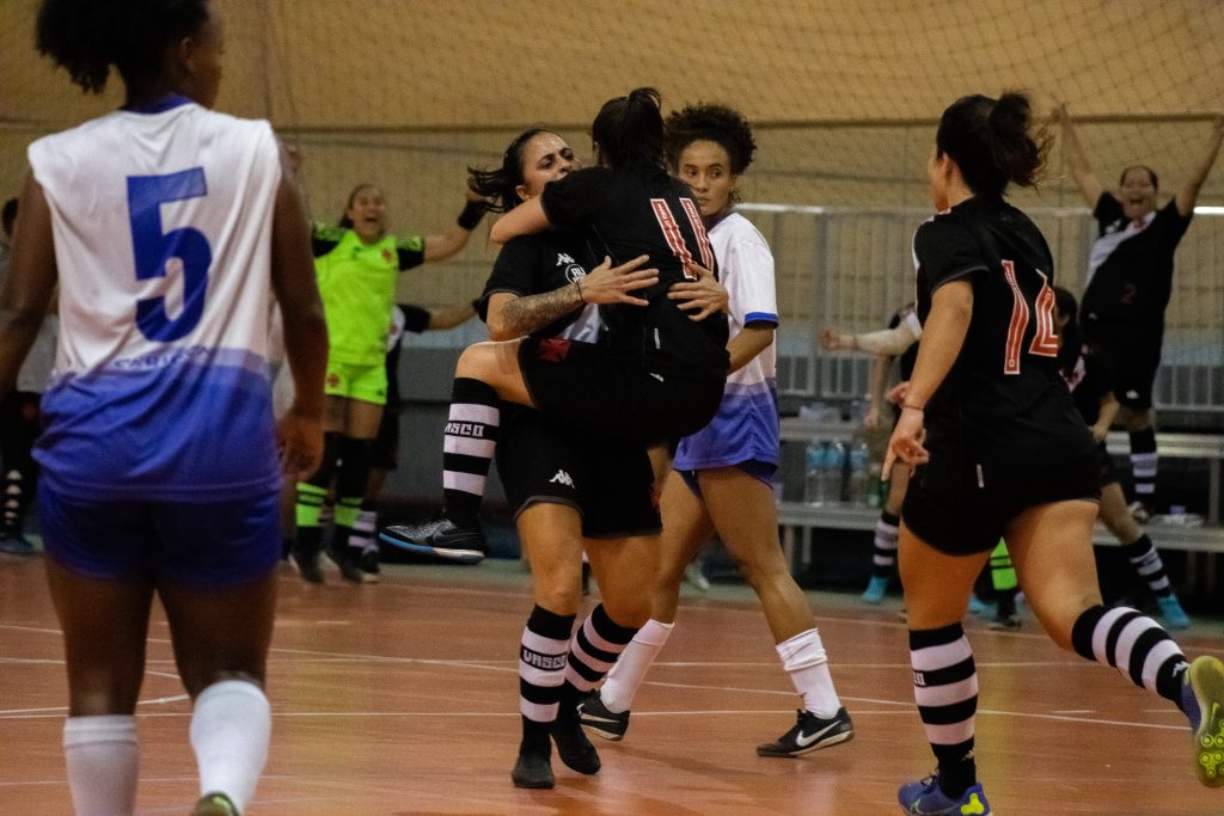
left=338, top=183, right=379, bottom=229
left=467, top=128, right=554, bottom=214
left=1053, top=285, right=1082, bottom=374
left=591, top=87, right=666, bottom=172
left=935, top=92, right=1050, bottom=198
left=36, top=0, right=210, bottom=94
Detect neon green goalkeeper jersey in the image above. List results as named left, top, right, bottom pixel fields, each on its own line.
left=312, top=223, right=425, bottom=364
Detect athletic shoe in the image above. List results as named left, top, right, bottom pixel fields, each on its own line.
left=756, top=707, right=854, bottom=757
left=967, top=596, right=995, bottom=618
left=0, top=533, right=37, bottom=556
left=551, top=708, right=600, bottom=774
left=897, top=774, right=991, bottom=814
left=1158, top=594, right=1191, bottom=630
left=511, top=749, right=555, bottom=789
left=191, top=792, right=240, bottom=816
left=862, top=575, right=889, bottom=604
left=578, top=691, right=630, bottom=741
left=684, top=561, right=710, bottom=592
left=325, top=546, right=366, bottom=584
left=359, top=548, right=381, bottom=584
left=1128, top=501, right=1152, bottom=525
left=290, top=543, right=324, bottom=584
left=380, top=519, right=486, bottom=564
left=1183, top=654, right=1224, bottom=787
left=988, top=614, right=1020, bottom=631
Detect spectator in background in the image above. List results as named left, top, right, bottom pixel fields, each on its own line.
left=0, top=196, right=58, bottom=554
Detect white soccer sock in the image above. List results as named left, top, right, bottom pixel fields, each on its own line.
left=776, top=628, right=842, bottom=719
left=63, top=715, right=139, bottom=816
left=599, top=619, right=674, bottom=714
left=190, top=680, right=271, bottom=813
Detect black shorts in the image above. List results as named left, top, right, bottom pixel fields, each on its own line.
left=496, top=406, right=661, bottom=539
left=519, top=337, right=724, bottom=446
left=1095, top=441, right=1119, bottom=487
left=902, top=447, right=1100, bottom=556
left=1093, top=335, right=1162, bottom=411
left=370, top=402, right=400, bottom=471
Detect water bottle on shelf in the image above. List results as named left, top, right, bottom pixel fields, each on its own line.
left=866, top=461, right=883, bottom=509
left=848, top=441, right=871, bottom=506
left=825, top=440, right=847, bottom=506
left=804, top=441, right=827, bottom=506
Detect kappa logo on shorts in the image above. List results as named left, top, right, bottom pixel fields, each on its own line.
left=549, top=469, right=576, bottom=489
left=537, top=338, right=572, bottom=362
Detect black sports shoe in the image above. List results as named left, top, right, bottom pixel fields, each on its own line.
left=290, top=543, right=324, bottom=584
left=358, top=547, right=381, bottom=583
left=551, top=708, right=600, bottom=774
left=191, top=792, right=240, bottom=816
left=511, top=749, right=555, bottom=789
left=756, top=707, right=854, bottom=757
left=326, top=546, right=366, bottom=584
left=380, top=519, right=486, bottom=564
left=578, top=691, right=630, bottom=741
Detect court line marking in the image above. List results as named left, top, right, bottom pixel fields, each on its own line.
left=0, top=693, right=189, bottom=718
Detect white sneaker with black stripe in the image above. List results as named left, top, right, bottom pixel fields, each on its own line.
left=755, top=707, right=854, bottom=757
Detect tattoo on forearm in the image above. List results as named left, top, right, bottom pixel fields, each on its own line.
left=500, top=285, right=582, bottom=337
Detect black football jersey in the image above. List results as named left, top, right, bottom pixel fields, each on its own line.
left=478, top=230, right=603, bottom=342
left=1081, top=193, right=1192, bottom=340
left=541, top=166, right=730, bottom=380
left=913, top=195, right=1095, bottom=464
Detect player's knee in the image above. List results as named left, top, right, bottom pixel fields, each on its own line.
left=455, top=342, right=494, bottom=379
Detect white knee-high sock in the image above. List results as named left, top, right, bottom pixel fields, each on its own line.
left=777, top=628, right=842, bottom=718
left=189, top=680, right=271, bottom=812
left=63, top=715, right=139, bottom=816
left=599, top=619, right=675, bottom=714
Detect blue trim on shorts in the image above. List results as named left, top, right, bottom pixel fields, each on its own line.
left=678, top=459, right=777, bottom=498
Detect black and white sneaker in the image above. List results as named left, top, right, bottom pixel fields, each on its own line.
left=380, top=519, right=486, bottom=564
left=358, top=547, right=381, bottom=583
left=756, top=708, right=854, bottom=757
left=577, top=691, right=630, bottom=741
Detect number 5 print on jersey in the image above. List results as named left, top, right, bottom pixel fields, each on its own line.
left=127, top=167, right=212, bottom=342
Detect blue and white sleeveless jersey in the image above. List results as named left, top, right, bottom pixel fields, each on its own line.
left=27, top=96, right=283, bottom=501
left=673, top=212, right=779, bottom=471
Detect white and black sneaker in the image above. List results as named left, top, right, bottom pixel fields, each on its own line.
left=756, top=708, right=854, bottom=757
left=577, top=691, right=630, bottom=741
left=379, top=518, right=486, bottom=564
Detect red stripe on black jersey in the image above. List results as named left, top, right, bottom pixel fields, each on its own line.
left=1002, top=259, right=1030, bottom=375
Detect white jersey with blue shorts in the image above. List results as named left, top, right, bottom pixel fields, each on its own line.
left=26, top=95, right=284, bottom=585
left=673, top=212, right=779, bottom=481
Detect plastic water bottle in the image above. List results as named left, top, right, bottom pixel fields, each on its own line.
left=848, top=441, right=871, bottom=506
left=866, top=461, right=883, bottom=508
left=825, top=441, right=847, bottom=506
left=805, top=441, right=827, bottom=505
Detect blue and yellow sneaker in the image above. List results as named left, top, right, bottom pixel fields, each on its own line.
left=898, top=774, right=991, bottom=815
left=1183, top=654, right=1224, bottom=787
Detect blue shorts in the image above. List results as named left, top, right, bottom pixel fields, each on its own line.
left=678, top=459, right=777, bottom=498
left=39, top=478, right=281, bottom=588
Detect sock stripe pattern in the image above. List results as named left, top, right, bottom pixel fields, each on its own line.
left=348, top=508, right=378, bottom=553
left=871, top=510, right=900, bottom=574
left=1130, top=428, right=1158, bottom=498
left=1124, top=534, right=1172, bottom=595
left=443, top=378, right=500, bottom=528
left=910, top=624, right=978, bottom=751
left=519, top=606, right=575, bottom=723
left=1071, top=604, right=1188, bottom=704
left=565, top=604, right=638, bottom=693
left=294, top=483, right=326, bottom=528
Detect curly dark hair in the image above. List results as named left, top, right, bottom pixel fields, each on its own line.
left=664, top=103, right=757, bottom=175
left=35, top=0, right=210, bottom=94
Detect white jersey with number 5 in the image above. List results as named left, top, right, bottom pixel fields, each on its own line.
left=26, top=96, right=283, bottom=502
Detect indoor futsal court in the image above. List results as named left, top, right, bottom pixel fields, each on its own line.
left=3, top=1, right=1224, bottom=814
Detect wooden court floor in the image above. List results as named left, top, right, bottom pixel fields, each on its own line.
left=1, top=553, right=1221, bottom=815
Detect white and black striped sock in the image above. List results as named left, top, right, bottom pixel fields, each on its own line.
left=347, top=508, right=378, bottom=554
left=562, top=604, right=638, bottom=711
left=1129, top=428, right=1158, bottom=508
left=910, top=623, right=978, bottom=799
left=1123, top=534, right=1173, bottom=598
left=519, top=605, right=575, bottom=752
left=1071, top=604, right=1188, bottom=706
left=442, top=378, right=499, bottom=529
left=871, top=510, right=900, bottom=578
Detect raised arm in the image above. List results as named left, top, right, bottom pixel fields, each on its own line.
left=1055, top=103, right=1106, bottom=209
left=1176, top=115, right=1224, bottom=218
left=423, top=188, right=489, bottom=262
left=0, top=173, right=57, bottom=396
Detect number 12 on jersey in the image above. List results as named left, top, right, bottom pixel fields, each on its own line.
left=1002, top=260, right=1059, bottom=375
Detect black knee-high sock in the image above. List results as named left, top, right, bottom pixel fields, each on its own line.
left=519, top=605, right=575, bottom=753
left=1071, top=605, right=1189, bottom=708
left=1122, top=534, right=1173, bottom=599
left=294, top=432, right=341, bottom=555
left=560, top=605, right=639, bottom=715
left=1129, top=427, right=1157, bottom=510
left=871, top=510, right=900, bottom=578
left=910, top=623, right=978, bottom=799
left=333, top=437, right=371, bottom=555
left=442, top=378, right=499, bottom=529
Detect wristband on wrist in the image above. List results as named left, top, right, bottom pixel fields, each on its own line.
left=457, top=200, right=488, bottom=230
left=575, top=278, right=586, bottom=303
left=902, top=402, right=924, bottom=412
